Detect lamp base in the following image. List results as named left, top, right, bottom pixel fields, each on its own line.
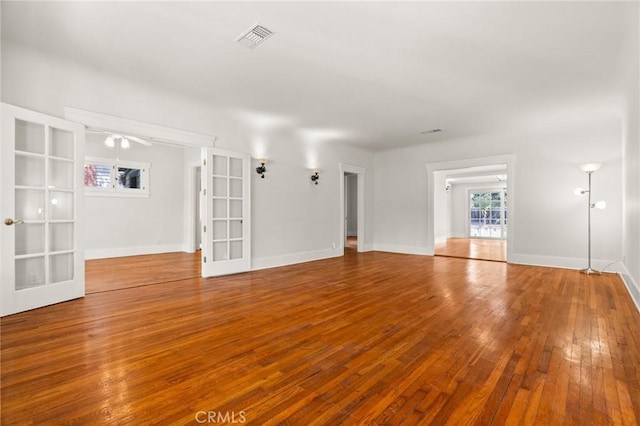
left=580, top=268, right=601, bottom=275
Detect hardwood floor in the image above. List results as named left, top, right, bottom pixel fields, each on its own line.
left=435, top=238, right=507, bottom=262
left=2, top=251, right=640, bottom=424
left=85, top=251, right=201, bottom=294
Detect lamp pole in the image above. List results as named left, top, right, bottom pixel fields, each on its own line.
left=582, top=171, right=598, bottom=274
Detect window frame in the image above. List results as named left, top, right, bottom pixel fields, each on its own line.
left=84, top=156, right=150, bottom=198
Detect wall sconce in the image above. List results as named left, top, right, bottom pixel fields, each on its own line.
left=256, top=159, right=267, bottom=178
left=575, top=162, right=606, bottom=275
left=310, top=169, right=320, bottom=185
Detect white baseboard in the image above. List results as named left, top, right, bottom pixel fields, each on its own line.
left=85, top=244, right=185, bottom=260
left=620, top=263, right=640, bottom=314
left=252, top=248, right=342, bottom=271
left=372, top=243, right=430, bottom=256
left=449, top=233, right=467, bottom=239
left=434, top=237, right=447, bottom=245
left=361, top=243, right=375, bottom=252
left=509, top=253, right=625, bottom=273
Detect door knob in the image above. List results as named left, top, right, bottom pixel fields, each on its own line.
left=4, top=218, right=24, bottom=226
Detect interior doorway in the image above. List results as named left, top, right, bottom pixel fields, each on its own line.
left=344, top=172, right=358, bottom=251
left=339, top=163, right=366, bottom=254
left=427, top=155, right=515, bottom=263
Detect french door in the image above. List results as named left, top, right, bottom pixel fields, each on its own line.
left=201, top=148, right=251, bottom=277
left=1, top=104, right=85, bottom=316
left=469, top=189, right=507, bottom=239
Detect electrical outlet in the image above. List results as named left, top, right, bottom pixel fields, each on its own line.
left=332, top=243, right=337, bottom=249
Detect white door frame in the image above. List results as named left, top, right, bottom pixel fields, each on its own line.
left=183, top=164, right=202, bottom=253
left=339, top=163, right=366, bottom=253
left=426, top=154, right=516, bottom=262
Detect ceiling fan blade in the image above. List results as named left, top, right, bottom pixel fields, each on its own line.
left=86, top=129, right=111, bottom=135
left=126, top=135, right=153, bottom=147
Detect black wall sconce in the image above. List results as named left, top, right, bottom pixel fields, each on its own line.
left=256, top=159, right=267, bottom=178
left=310, top=169, right=320, bottom=185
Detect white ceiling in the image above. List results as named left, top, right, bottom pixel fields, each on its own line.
left=2, top=1, right=636, bottom=150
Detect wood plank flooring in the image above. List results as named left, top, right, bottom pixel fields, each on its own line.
left=435, top=238, right=507, bottom=262
left=85, top=251, right=201, bottom=294
left=2, top=251, right=640, bottom=424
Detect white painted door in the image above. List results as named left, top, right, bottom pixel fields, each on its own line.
left=201, top=148, right=251, bottom=277
left=1, top=104, right=85, bottom=316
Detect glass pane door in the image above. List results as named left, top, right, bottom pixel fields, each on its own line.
left=469, top=190, right=507, bottom=239
left=2, top=103, right=84, bottom=316
left=201, top=148, right=250, bottom=277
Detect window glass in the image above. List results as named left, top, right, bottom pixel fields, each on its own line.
left=118, top=167, right=141, bottom=189
left=84, top=163, right=112, bottom=188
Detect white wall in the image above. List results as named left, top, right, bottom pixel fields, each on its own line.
left=1, top=42, right=374, bottom=268
left=433, top=171, right=449, bottom=243
left=622, top=5, right=640, bottom=309
left=373, top=114, right=624, bottom=271
left=83, top=133, right=190, bottom=258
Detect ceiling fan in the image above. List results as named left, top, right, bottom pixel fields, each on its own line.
left=87, top=129, right=152, bottom=149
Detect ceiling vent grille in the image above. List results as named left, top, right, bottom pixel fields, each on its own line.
left=236, top=23, right=274, bottom=49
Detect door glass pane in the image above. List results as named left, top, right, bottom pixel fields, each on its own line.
left=50, top=127, right=74, bottom=159
left=212, top=177, right=227, bottom=197
left=15, top=257, right=45, bottom=290
left=230, top=200, right=242, bottom=218
left=15, top=155, right=45, bottom=187
left=212, top=155, right=227, bottom=176
left=229, top=158, right=242, bottom=178
left=15, top=224, right=45, bottom=255
left=229, top=178, right=242, bottom=198
left=15, top=189, right=45, bottom=220
left=212, top=220, right=227, bottom=240
left=49, top=191, right=73, bottom=220
left=230, top=241, right=243, bottom=260
left=50, top=253, right=74, bottom=283
left=49, top=159, right=74, bottom=190
left=50, top=223, right=74, bottom=252
left=213, top=241, right=227, bottom=261
left=213, top=199, right=227, bottom=218
left=230, top=220, right=242, bottom=239
left=15, top=120, right=45, bottom=154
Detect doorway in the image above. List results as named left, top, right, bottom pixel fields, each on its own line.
left=427, top=155, right=515, bottom=263
left=344, top=172, right=358, bottom=251
left=63, top=108, right=213, bottom=293
left=339, top=163, right=366, bottom=254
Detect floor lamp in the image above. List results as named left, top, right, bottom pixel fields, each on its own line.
left=575, top=162, right=606, bottom=275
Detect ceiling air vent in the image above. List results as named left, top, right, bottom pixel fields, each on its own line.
left=236, top=23, right=274, bottom=49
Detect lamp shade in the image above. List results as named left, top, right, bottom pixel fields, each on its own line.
left=578, top=162, right=602, bottom=172
left=594, top=200, right=607, bottom=209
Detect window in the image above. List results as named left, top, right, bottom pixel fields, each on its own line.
left=84, top=157, right=150, bottom=197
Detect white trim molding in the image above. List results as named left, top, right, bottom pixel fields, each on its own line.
left=620, top=263, right=640, bottom=313
left=252, top=248, right=342, bottom=271
left=64, top=107, right=216, bottom=148
left=85, top=244, right=185, bottom=260
left=373, top=243, right=430, bottom=256
left=426, top=154, right=516, bottom=262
